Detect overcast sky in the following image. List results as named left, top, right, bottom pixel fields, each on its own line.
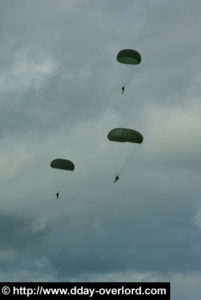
left=0, top=0, right=201, bottom=298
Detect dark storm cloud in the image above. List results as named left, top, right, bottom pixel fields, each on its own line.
left=34, top=180, right=201, bottom=280
left=0, top=211, right=49, bottom=270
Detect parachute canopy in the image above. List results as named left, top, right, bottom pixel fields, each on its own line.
left=117, top=49, right=141, bottom=65
left=50, top=159, right=75, bottom=171
left=107, top=128, right=143, bottom=144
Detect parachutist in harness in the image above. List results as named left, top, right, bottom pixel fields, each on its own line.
left=56, top=192, right=59, bottom=199
left=113, top=175, right=120, bottom=183
left=121, top=86, right=125, bottom=93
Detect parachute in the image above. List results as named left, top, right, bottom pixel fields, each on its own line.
left=107, top=128, right=143, bottom=144
left=117, top=49, right=141, bottom=65
left=50, top=159, right=75, bottom=171
left=107, top=128, right=143, bottom=179
left=50, top=159, right=75, bottom=198
left=116, top=49, right=141, bottom=92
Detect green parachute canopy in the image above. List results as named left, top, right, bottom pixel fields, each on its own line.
left=117, top=49, right=141, bottom=65
left=50, top=159, right=75, bottom=171
left=107, top=128, right=143, bottom=144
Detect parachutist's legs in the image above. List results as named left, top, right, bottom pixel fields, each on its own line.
left=113, top=175, right=120, bottom=183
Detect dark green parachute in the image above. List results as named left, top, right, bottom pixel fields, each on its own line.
left=50, top=159, right=75, bottom=171
left=107, top=128, right=143, bottom=144
left=117, top=49, right=141, bottom=65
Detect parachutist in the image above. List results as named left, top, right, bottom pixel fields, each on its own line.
left=113, top=175, right=120, bottom=183
left=50, top=159, right=75, bottom=200
left=117, top=49, right=141, bottom=93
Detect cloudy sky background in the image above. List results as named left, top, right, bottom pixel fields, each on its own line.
left=0, top=0, right=201, bottom=298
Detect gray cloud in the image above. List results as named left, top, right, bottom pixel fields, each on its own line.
left=0, top=0, right=201, bottom=298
